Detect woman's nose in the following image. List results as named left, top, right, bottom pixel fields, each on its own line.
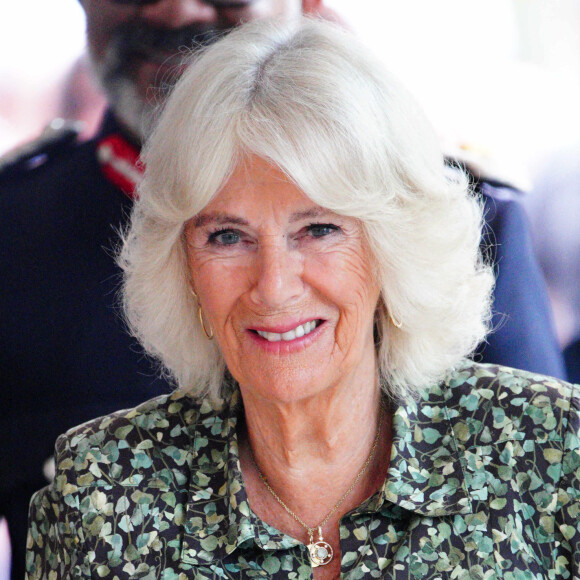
left=249, top=241, right=305, bottom=309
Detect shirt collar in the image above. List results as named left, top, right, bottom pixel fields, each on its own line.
left=180, top=391, right=301, bottom=566
left=180, top=373, right=474, bottom=566
left=368, top=379, right=472, bottom=518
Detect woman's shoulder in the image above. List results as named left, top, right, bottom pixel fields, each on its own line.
left=59, top=390, right=203, bottom=444
left=52, top=390, right=230, bottom=489
left=441, top=361, right=579, bottom=445
left=445, top=360, right=577, bottom=397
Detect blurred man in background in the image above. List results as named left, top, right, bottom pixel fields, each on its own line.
left=0, top=1, right=565, bottom=577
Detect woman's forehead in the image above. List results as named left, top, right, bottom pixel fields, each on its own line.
left=224, top=155, right=293, bottom=191
left=202, top=155, right=319, bottom=215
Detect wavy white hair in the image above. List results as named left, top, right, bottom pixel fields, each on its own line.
left=119, top=17, right=494, bottom=403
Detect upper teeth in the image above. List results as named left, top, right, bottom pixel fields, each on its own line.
left=257, top=320, right=318, bottom=342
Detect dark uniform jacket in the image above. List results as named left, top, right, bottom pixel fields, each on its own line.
left=0, top=114, right=173, bottom=579
left=26, top=362, right=580, bottom=578
left=565, top=339, right=580, bottom=384
left=0, top=112, right=565, bottom=578
left=474, top=177, right=565, bottom=376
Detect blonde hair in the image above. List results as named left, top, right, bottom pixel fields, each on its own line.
left=120, top=17, right=494, bottom=403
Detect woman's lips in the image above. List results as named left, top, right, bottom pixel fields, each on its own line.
left=248, top=319, right=323, bottom=344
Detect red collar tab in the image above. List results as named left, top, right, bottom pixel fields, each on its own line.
left=97, top=134, right=144, bottom=199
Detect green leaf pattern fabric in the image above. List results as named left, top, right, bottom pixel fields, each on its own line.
left=26, top=362, right=580, bottom=578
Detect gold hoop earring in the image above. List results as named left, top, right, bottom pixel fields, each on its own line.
left=390, top=312, right=403, bottom=329
left=189, top=287, right=214, bottom=340
left=198, top=305, right=214, bottom=340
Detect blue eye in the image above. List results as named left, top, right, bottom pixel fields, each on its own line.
left=308, top=223, right=339, bottom=237
left=209, top=229, right=241, bottom=245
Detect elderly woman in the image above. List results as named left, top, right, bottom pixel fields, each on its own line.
left=27, top=18, right=579, bottom=579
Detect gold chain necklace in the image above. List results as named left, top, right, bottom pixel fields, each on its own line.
left=250, top=412, right=384, bottom=568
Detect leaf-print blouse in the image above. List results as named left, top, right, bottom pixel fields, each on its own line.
left=26, top=362, right=580, bottom=579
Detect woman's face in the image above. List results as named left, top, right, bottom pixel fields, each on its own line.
left=185, top=156, right=380, bottom=404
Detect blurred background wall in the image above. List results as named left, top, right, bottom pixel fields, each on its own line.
left=2, top=0, right=580, bottom=179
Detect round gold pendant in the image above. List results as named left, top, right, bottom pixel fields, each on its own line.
left=308, top=540, right=333, bottom=567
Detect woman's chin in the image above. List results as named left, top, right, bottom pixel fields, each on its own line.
left=240, top=374, right=333, bottom=406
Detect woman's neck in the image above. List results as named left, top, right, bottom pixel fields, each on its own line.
left=237, top=374, right=391, bottom=543
left=244, top=387, right=383, bottom=471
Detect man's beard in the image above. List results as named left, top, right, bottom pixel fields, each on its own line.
left=90, top=21, right=231, bottom=143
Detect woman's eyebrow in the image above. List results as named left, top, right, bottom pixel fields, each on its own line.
left=289, top=207, right=333, bottom=223
left=192, top=213, right=250, bottom=228
left=193, top=207, right=333, bottom=228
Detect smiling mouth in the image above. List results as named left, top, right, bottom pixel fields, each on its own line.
left=253, top=320, right=321, bottom=343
